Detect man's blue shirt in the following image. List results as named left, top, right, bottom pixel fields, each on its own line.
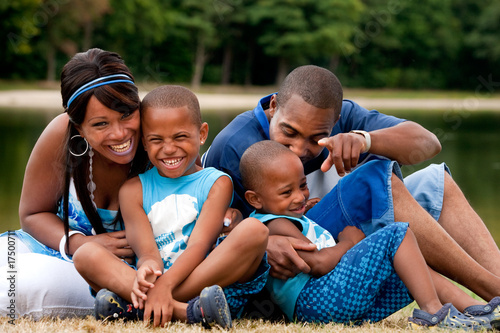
left=202, top=93, right=405, bottom=217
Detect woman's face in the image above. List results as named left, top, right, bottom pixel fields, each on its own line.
left=77, top=95, right=141, bottom=165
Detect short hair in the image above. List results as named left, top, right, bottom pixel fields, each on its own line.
left=141, top=85, right=201, bottom=126
left=276, top=65, right=343, bottom=118
left=240, top=140, right=295, bottom=191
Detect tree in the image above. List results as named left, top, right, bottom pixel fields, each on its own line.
left=0, top=0, right=43, bottom=79
left=171, top=0, right=228, bottom=89
left=465, top=1, right=500, bottom=61
left=41, top=0, right=110, bottom=81
left=343, top=0, right=462, bottom=88
left=247, top=0, right=364, bottom=84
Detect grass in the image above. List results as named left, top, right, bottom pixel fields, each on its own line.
left=0, top=305, right=417, bottom=333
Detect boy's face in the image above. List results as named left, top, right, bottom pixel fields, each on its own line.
left=254, top=152, right=310, bottom=218
left=142, top=106, right=208, bottom=178
left=268, top=94, right=336, bottom=165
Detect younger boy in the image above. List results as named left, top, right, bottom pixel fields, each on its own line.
left=74, top=85, right=269, bottom=328
left=239, top=140, right=500, bottom=329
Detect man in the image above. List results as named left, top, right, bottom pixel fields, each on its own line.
left=203, top=65, right=500, bottom=313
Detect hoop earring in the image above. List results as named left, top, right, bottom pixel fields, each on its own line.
left=69, top=135, right=89, bottom=157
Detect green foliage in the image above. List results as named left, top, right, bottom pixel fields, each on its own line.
left=248, top=0, right=364, bottom=60
left=0, top=0, right=498, bottom=89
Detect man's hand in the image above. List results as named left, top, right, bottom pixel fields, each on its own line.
left=266, top=235, right=316, bottom=280
left=318, top=133, right=367, bottom=176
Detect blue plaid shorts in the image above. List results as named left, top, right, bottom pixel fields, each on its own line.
left=295, top=222, right=413, bottom=324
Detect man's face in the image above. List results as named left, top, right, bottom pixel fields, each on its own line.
left=268, top=94, right=337, bottom=164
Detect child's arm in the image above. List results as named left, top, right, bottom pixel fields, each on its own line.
left=144, top=175, right=233, bottom=326
left=119, top=177, right=163, bottom=308
left=267, top=218, right=365, bottom=277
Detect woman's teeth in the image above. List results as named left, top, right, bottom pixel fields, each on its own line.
left=110, top=140, right=131, bottom=152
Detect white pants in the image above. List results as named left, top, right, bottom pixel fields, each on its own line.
left=0, top=236, right=94, bottom=320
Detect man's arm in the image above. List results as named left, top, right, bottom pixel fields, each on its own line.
left=320, top=121, right=441, bottom=176
left=367, top=121, right=441, bottom=165
left=266, top=219, right=364, bottom=277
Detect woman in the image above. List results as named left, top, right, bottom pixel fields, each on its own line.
left=0, top=48, right=148, bottom=319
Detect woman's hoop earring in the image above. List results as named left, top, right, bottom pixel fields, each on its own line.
left=69, top=135, right=89, bottom=157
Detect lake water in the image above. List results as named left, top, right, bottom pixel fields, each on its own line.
left=1, top=108, right=499, bottom=244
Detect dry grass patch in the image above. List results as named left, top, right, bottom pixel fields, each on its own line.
left=0, top=304, right=420, bottom=333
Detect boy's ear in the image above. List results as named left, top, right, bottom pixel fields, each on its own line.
left=200, top=122, right=209, bottom=145
left=142, top=137, right=147, bottom=151
left=245, top=190, right=263, bottom=210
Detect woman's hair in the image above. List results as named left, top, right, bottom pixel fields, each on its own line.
left=60, top=48, right=148, bottom=237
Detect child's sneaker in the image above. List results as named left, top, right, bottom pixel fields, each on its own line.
left=94, top=288, right=143, bottom=321
left=464, top=297, right=500, bottom=330
left=408, top=303, right=491, bottom=330
left=187, top=285, right=232, bottom=329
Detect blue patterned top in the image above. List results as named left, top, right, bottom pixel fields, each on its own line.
left=4, top=180, right=120, bottom=260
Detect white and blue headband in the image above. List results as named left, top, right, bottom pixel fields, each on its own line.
left=66, top=74, right=135, bottom=109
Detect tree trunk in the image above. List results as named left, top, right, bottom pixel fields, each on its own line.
left=221, top=43, right=233, bottom=85
left=191, top=33, right=206, bottom=90
left=276, top=58, right=289, bottom=85
left=244, top=43, right=255, bottom=86
left=46, top=44, right=56, bottom=82
left=83, top=21, right=93, bottom=51
left=329, top=55, right=340, bottom=72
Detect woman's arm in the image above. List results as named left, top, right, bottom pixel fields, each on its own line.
left=18, top=114, right=69, bottom=250
left=19, top=113, right=135, bottom=259
left=267, top=219, right=365, bottom=277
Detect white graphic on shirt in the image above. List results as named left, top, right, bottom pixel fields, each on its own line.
left=148, top=194, right=198, bottom=269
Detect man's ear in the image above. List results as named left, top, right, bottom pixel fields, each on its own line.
left=269, top=94, right=278, bottom=118
left=245, top=190, right=263, bottom=210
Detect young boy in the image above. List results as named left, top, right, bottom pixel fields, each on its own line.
left=239, top=140, right=500, bottom=329
left=73, top=85, right=269, bottom=328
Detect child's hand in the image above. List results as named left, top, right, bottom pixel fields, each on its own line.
left=337, top=226, right=365, bottom=246
left=131, top=265, right=162, bottom=309
left=220, top=207, right=243, bottom=236
left=143, top=282, right=175, bottom=327
left=305, top=198, right=320, bottom=213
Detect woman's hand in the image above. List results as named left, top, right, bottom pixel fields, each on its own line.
left=90, top=230, right=135, bottom=263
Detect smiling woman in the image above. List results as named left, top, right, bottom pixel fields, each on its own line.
left=0, top=48, right=149, bottom=320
